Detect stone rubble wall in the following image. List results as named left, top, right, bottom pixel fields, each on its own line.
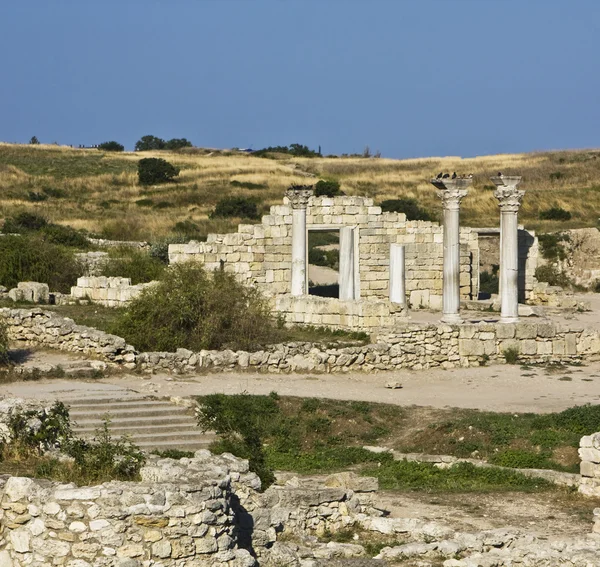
left=528, top=281, right=591, bottom=310
left=87, top=238, right=150, bottom=250
left=0, top=452, right=379, bottom=567
left=7, top=282, right=49, bottom=304
left=0, top=308, right=136, bottom=364
left=70, top=277, right=156, bottom=307
left=169, top=195, right=479, bottom=309
left=3, top=309, right=600, bottom=373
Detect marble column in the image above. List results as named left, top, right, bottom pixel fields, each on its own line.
left=430, top=178, right=471, bottom=323
left=389, top=244, right=406, bottom=305
left=491, top=176, right=524, bottom=323
left=339, top=226, right=355, bottom=300
left=286, top=186, right=313, bottom=296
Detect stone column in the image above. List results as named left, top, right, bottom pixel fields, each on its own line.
left=339, top=226, right=355, bottom=300
left=491, top=176, right=524, bottom=323
left=431, top=178, right=471, bottom=323
left=389, top=244, right=406, bottom=305
left=286, top=186, right=313, bottom=296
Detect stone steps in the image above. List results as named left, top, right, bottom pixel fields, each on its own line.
left=67, top=395, right=216, bottom=452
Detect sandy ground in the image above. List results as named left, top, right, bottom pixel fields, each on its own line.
left=308, top=264, right=338, bottom=285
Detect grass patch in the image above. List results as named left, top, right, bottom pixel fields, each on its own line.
left=364, top=460, right=551, bottom=492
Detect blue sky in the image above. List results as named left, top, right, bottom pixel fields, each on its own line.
left=1, top=0, right=598, bottom=158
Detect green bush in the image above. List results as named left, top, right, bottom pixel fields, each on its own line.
left=0, top=318, right=8, bottom=366
left=29, top=136, right=40, bottom=145
left=172, top=220, right=206, bottom=240
left=534, top=265, right=572, bottom=288
left=479, top=267, right=499, bottom=294
left=66, top=419, right=145, bottom=482
left=308, top=247, right=339, bottom=270
left=379, top=198, right=433, bottom=221
left=110, top=262, right=280, bottom=352
left=538, top=233, right=570, bottom=261
left=231, top=180, right=267, bottom=190
left=314, top=179, right=343, bottom=197
left=3, top=212, right=48, bottom=233
left=489, top=448, right=557, bottom=470
left=539, top=207, right=572, bottom=221
left=97, top=141, right=124, bottom=152
left=252, top=143, right=321, bottom=158
left=27, top=191, right=47, bottom=202
left=99, top=247, right=165, bottom=284
left=210, top=196, right=260, bottom=220
left=137, top=158, right=180, bottom=185
left=8, top=401, right=72, bottom=452
left=0, top=235, right=81, bottom=292
left=3, top=213, right=89, bottom=249
left=197, top=393, right=278, bottom=488
left=503, top=347, right=519, bottom=364
left=164, top=138, right=192, bottom=150
left=135, top=135, right=166, bottom=151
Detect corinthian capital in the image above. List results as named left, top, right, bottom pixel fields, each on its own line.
left=490, top=176, right=524, bottom=212
left=285, top=185, right=314, bottom=209
left=430, top=178, right=471, bottom=211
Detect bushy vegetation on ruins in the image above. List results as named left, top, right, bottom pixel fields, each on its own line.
left=0, top=318, right=9, bottom=366
left=210, top=196, right=261, bottom=220
left=99, top=246, right=166, bottom=284
left=0, top=403, right=145, bottom=484
left=110, top=263, right=280, bottom=352
left=379, top=197, right=434, bottom=221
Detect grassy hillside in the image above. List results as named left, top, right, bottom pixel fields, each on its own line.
left=1, top=142, right=599, bottom=242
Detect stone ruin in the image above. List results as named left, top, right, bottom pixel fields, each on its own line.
left=168, top=176, right=540, bottom=330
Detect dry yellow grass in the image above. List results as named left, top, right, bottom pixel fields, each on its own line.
left=0, top=143, right=598, bottom=241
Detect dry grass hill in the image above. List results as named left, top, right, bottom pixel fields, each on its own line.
left=1, top=142, right=599, bottom=242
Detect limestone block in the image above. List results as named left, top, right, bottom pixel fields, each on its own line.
left=536, top=341, right=553, bottom=355
left=496, top=324, right=516, bottom=339
left=565, top=333, right=578, bottom=355
left=8, top=288, right=24, bottom=302
left=552, top=339, right=566, bottom=355
left=520, top=340, right=537, bottom=355
left=516, top=323, right=538, bottom=339
left=17, top=282, right=50, bottom=303
left=580, top=447, right=600, bottom=463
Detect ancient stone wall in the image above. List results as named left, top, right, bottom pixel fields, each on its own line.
left=169, top=196, right=479, bottom=309
left=0, top=308, right=136, bottom=364
left=71, top=277, right=155, bottom=307
left=3, top=309, right=600, bottom=373
left=0, top=452, right=379, bottom=567
left=579, top=432, right=600, bottom=500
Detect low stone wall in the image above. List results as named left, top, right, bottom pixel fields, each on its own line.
left=0, top=451, right=379, bottom=566
left=275, top=295, right=407, bottom=331
left=4, top=309, right=600, bottom=373
left=74, top=251, right=110, bottom=276
left=71, top=277, right=155, bottom=307
left=87, top=238, right=149, bottom=250
left=1, top=308, right=136, bottom=364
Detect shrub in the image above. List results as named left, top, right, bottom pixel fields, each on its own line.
left=28, top=191, right=47, bottom=202
left=197, top=393, right=278, bottom=488
left=8, top=401, right=72, bottom=452
left=534, top=265, right=572, bottom=288
left=3, top=212, right=48, bottom=233
left=252, top=143, right=321, bottom=158
left=137, top=157, right=180, bottom=185
left=479, top=267, right=499, bottom=294
left=97, top=141, right=124, bottom=152
left=549, top=171, right=565, bottom=181
left=29, top=136, right=40, bottom=145
left=379, top=198, right=433, bottom=221
left=110, top=262, right=280, bottom=352
left=538, top=233, right=570, bottom=261
left=66, top=418, right=145, bottom=482
left=503, top=347, right=519, bottom=364
left=539, top=207, right=572, bottom=221
left=172, top=220, right=206, bottom=240
left=0, top=235, right=81, bottom=292
left=0, top=318, right=9, bottom=366
left=100, top=247, right=165, bottom=284
left=164, top=138, right=192, bottom=150
left=41, top=224, right=90, bottom=248
left=210, top=196, right=260, bottom=220
left=135, top=135, right=166, bottom=151
left=314, top=179, right=343, bottom=197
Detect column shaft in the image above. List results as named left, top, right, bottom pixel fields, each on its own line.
left=339, top=227, right=355, bottom=300
left=290, top=207, right=307, bottom=296
left=500, top=210, right=519, bottom=322
left=389, top=244, right=406, bottom=305
left=442, top=207, right=462, bottom=323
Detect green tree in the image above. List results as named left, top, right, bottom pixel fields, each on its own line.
left=210, top=196, right=260, bottom=220
left=29, top=136, right=40, bottom=145
left=98, top=141, right=124, bottom=152
left=380, top=198, right=434, bottom=221
left=135, top=135, right=166, bottom=151
left=165, top=138, right=193, bottom=150
left=137, top=158, right=180, bottom=185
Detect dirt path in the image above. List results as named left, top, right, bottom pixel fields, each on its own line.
left=3, top=352, right=600, bottom=413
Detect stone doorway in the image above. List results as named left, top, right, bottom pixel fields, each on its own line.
left=307, top=226, right=360, bottom=300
